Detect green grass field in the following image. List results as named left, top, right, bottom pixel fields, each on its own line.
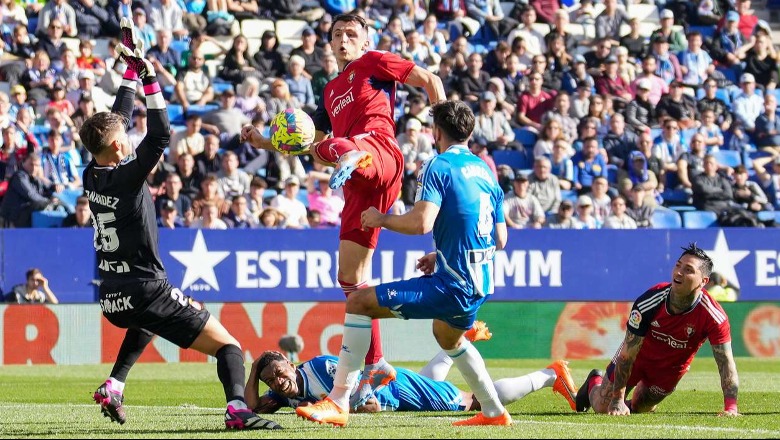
left=1, top=357, right=779, bottom=439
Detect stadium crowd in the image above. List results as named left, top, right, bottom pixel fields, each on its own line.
left=0, top=0, right=779, bottom=230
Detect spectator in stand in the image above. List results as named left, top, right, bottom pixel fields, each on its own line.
left=156, top=172, right=193, bottom=221
left=13, top=107, right=40, bottom=154
left=651, top=35, right=682, bottom=86
left=445, top=35, right=470, bottom=72
left=507, top=5, right=546, bottom=57
left=131, top=7, right=156, bottom=52
left=755, top=93, right=780, bottom=157
left=235, top=77, right=268, bottom=120
left=195, top=135, right=222, bottom=177
left=46, top=86, right=73, bottom=118
left=595, top=56, right=632, bottom=110
left=473, top=91, right=520, bottom=153
left=583, top=38, right=613, bottom=77
left=709, top=11, right=747, bottom=68
left=650, top=10, right=687, bottom=54
left=533, top=118, right=564, bottom=158
left=314, top=13, right=334, bottom=49
left=397, top=118, right=433, bottom=164
left=626, top=184, right=654, bottom=228
left=192, top=173, right=229, bottom=217
left=76, top=39, right=106, bottom=78
left=742, top=32, right=778, bottom=91
left=173, top=49, right=214, bottom=115
left=457, top=52, right=490, bottom=107
left=157, top=199, right=185, bottom=229
left=615, top=46, right=636, bottom=87
left=62, top=195, right=92, bottom=228
left=542, top=92, right=577, bottom=143
left=9, top=23, right=36, bottom=60
left=678, top=32, right=713, bottom=90
left=718, top=0, right=758, bottom=40
left=625, top=79, right=656, bottom=135
left=529, top=0, right=559, bottom=25
left=247, top=176, right=268, bottom=219
left=66, top=70, right=112, bottom=113
left=657, top=81, right=699, bottom=130
left=504, top=173, right=545, bottom=229
left=545, top=9, right=578, bottom=54
left=574, top=194, right=600, bottom=228
left=222, top=194, right=259, bottom=229
left=528, top=156, right=561, bottom=213
left=546, top=199, right=581, bottom=229
left=602, top=113, right=636, bottom=168
left=41, top=130, right=80, bottom=189
left=285, top=55, right=316, bottom=114
left=35, top=18, right=68, bottom=64
left=470, top=141, right=498, bottom=180
left=517, top=72, right=553, bottom=132
left=602, top=195, right=637, bottom=229
left=698, top=109, right=725, bottom=152
left=55, top=49, right=81, bottom=92
left=636, top=132, right=665, bottom=191
left=0, top=125, right=27, bottom=180
left=147, top=29, right=181, bottom=78
left=7, top=268, right=59, bottom=304
left=170, top=114, right=205, bottom=164
left=253, top=30, right=286, bottom=79
left=465, top=0, right=515, bottom=39
left=191, top=201, right=229, bottom=229
left=732, top=73, right=764, bottom=134
left=617, top=150, right=660, bottom=206
left=562, top=54, right=595, bottom=95
left=595, top=0, right=628, bottom=43
left=266, top=79, right=301, bottom=117
left=526, top=54, right=559, bottom=94
left=698, top=78, right=733, bottom=132
left=270, top=176, right=309, bottom=229
left=35, top=0, right=77, bottom=37
left=21, top=50, right=57, bottom=105
left=201, top=88, right=251, bottom=149
left=588, top=176, right=612, bottom=224
left=216, top=150, right=251, bottom=199
left=620, top=17, right=647, bottom=60
left=0, top=152, right=61, bottom=228
left=586, top=97, right=611, bottom=140
left=402, top=29, right=441, bottom=73
left=305, top=171, right=345, bottom=227
left=572, top=137, right=607, bottom=195
left=258, top=206, right=285, bottom=228
left=630, top=56, right=668, bottom=107
left=418, top=13, right=447, bottom=56
left=176, top=152, right=203, bottom=201
left=732, top=164, right=770, bottom=213
left=692, top=154, right=734, bottom=214
left=218, top=34, right=260, bottom=87
left=676, top=133, right=707, bottom=192
left=509, top=35, right=533, bottom=73
left=148, top=0, right=188, bottom=38
left=550, top=139, right=574, bottom=190
left=290, top=27, right=325, bottom=79
left=653, top=119, right=684, bottom=174
left=312, top=53, right=339, bottom=105
left=127, top=107, right=148, bottom=150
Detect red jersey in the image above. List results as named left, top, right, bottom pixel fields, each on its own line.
left=314, top=51, right=416, bottom=139
left=620, top=282, right=731, bottom=377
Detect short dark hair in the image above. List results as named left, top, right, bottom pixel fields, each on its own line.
left=79, top=112, right=127, bottom=157
left=255, top=350, right=288, bottom=381
left=329, top=13, right=367, bottom=41
left=679, top=242, right=714, bottom=277
left=26, top=268, right=42, bottom=280
left=76, top=196, right=89, bottom=206
left=431, top=101, right=474, bottom=143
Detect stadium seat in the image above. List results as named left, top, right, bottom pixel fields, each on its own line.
left=652, top=206, right=682, bottom=229
left=493, top=150, right=528, bottom=170
left=276, top=19, right=309, bottom=48
left=561, top=189, right=578, bottom=204
left=167, top=104, right=184, bottom=125
left=186, top=104, right=219, bottom=116
left=62, top=37, right=81, bottom=53
left=682, top=210, right=718, bottom=229
left=513, top=128, right=538, bottom=149
left=606, top=164, right=618, bottom=184
left=712, top=150, right=741, bottom=168
left=32, top=210, right=68, bottom=228
left=241, top=19, right=275, bottom=39
left=661, top=188, right=691, bottom=206
left=170, top=39, right=190, bottom=55
left=212, top=82, right=234, bottom=95
left=93, top=38, right=111, bottom=60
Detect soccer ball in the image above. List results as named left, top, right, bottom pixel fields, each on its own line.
left=269, top=108, right=316, bottom=155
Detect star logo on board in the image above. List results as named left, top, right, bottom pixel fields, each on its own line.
left=704, top=230, right=749, bottom=289
left=170, top=230, right=230, bottom=291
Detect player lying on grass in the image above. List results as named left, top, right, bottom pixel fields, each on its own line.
left=245, top=322, right=578, bottom=414
left=575, top=243, right=740, bottom=416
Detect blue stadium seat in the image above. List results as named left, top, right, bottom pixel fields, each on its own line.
left=170, top=39, right=189, bottom=55
left=712, top=150, right=741, bottom=168
left=492, top=150, right=528, bottom=170
left=682, top=210, right=718, bottom=228
left=513, top=128, right=538, bottom=149
left=669, top=205, right=696, bottom=213
left=689, top=25, right=715, bottom=40
left=186, top=104, right=219, bottom=116
left=212, top=82, right=234, bottom=95
left=32, top=210, right=67, bottom=228
left=715, top=66, right=740, bottom=85
left=560, top=189, right=578, bottom=204
left=606, top=164, right=618, bottom=184
left=167, top=104, right=184, bottom=124
left=652, top=206, right=682, bottom=229
left=661, top=188, right=691, bottom=205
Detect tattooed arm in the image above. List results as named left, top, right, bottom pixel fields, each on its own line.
left=609, top=330, right=644, bottom=415
left=712, top=342, right=740, bottom=416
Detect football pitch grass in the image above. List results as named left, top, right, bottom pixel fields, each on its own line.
left=1, top=357, right=779, bottom=439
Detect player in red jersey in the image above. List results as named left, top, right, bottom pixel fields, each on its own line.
left=575, top=243, right=740, bottom=416
left=241, top=13, right=446, bottom=406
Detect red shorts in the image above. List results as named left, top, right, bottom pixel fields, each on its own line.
left=606, top=358, right=686, bottom=396
left=329, top=132, right=404, bottom=249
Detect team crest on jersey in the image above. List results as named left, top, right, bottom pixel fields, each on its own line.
left=628, top=310, right=642, bottom=329
left=387, top=289, right=397, bottom=299
left=685, top=324, right=695, bottom=337
left=348, top=71, right=355, bottom=83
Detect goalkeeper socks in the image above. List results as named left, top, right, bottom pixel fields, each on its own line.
left=215, top=344, right=246, bottom=403
left=330, top=313, right=372, bottom=409
left=493, top=369, right=556, bottom=405
left=446, top=341, right=505, bottom=418
left=110, top=328, right=154, bottom=382
left=419, top=351, right=454, bottom=381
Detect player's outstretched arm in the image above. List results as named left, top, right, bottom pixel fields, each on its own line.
left=404, top=65, right=446, bottom=105
left=608, top=330, right=644, bottom=416
left=712, top=342, right=740, bottom=416
left=111, top=18, right=144, bottom=127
